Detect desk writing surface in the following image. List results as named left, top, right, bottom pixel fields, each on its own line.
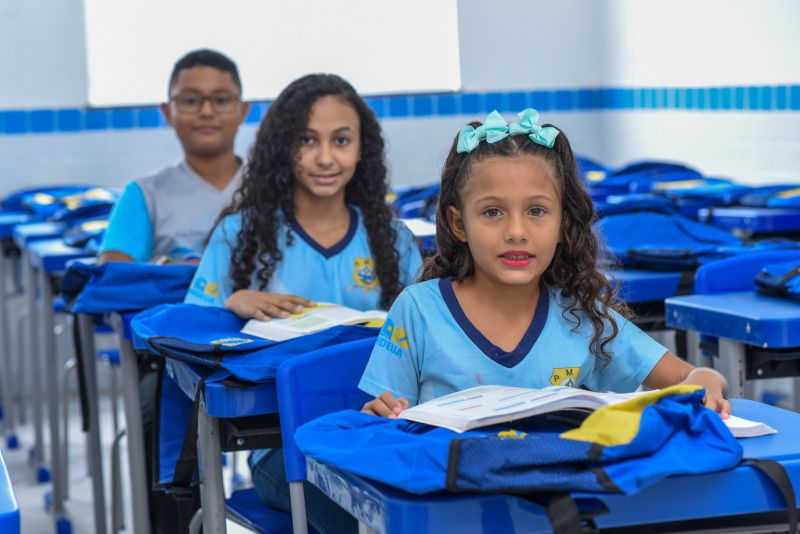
left=666, top=291, right=800, bottom=348
left=11, top=221, right=66, bottom=248
left=699, top=206, right=800, bottom=234
left=165, top=358, right=278, bottom=419
left=27, top=238, right=86, bottom=273
left=609, top=268, right=683, bottom=303
left=0, top=212, right=33, bottom=239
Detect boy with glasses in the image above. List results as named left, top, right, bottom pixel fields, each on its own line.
left=99, top=48, right=250, bottom=264
left=98, top=49, right=249, bottom=533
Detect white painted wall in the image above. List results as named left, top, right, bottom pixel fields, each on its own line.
left=0, top=0, right=798, bottom=197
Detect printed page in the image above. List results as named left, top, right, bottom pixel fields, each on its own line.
left=400, top=385, right=648, bottom=432
left=724, top=415, right=777, bottom=438
left=241, top=303, right=386, bottom=341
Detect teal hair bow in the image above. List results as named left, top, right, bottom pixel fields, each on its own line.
left=456, top=108, right=559, bottom=153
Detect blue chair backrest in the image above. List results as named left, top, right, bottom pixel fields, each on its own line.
left=694, top=250, right=800, bottom=294
left=276, top=337, right=374, bottom=483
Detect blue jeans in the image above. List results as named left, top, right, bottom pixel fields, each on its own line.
left=249, top=448, right=357, bottom=534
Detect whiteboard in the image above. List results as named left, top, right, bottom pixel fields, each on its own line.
left=83, top=0, right=461, bottom=107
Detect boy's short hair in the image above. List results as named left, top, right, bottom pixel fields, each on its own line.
left=168, top=49, right=242, bottom=95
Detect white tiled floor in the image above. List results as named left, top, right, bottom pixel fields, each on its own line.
left=2, top=396, right=252, bottom=533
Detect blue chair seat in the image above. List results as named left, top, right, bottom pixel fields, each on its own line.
left=225, top=488, right=294, bottom=534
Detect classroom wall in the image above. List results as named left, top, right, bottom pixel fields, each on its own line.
left=0, top=0, right=798, bottom=198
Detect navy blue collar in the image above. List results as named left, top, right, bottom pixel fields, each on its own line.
left=438, top=277, right=549, bottom=368
left=290, top=205, right=358, bottom=259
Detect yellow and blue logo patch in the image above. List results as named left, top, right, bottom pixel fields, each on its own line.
left=190, top=277, right=220, bottom=300
left=352, top=258, right=379, bottom=292
left=376, top=318, right=409, bottom=356
left=550, top=367, right=580, bottom=387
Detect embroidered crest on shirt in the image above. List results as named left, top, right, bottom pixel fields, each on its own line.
left=351, top=257, right=379, bottom=292
left=188, top=277, right=220, bottom=303
left=376, top=318, right=409, bottom=356
left=550, top=367, right=580, bottom=387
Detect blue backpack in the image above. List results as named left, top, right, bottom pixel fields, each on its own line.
left=595, top=212, right=740, bottom=269
left=130, top=303, right=380, bottom=489
left=297, top=387, right=797, bottom=533
left=60, top=261, right=197, bottom=315
left=755, top=262, right=800, bottom=301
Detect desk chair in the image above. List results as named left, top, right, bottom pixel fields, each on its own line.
left=667, top=250, right=800, bottom=404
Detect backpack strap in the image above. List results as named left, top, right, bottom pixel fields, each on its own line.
left=546, top=493, right=585, bottom=534
left=170, top=375, right=207, bottom=491
left=744, top=457, right=797, bottom=534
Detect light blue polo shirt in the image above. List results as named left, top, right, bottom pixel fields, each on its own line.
left=100, top=160, right=242, bottom=262
left=185, top=205, right=423, bottom=311
left=359, top=278, right=668, bottom=406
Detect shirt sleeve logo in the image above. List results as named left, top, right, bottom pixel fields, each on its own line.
left=550, top=367, right=580, bottom=387
left=352, top=257, right=379, bottom=292
left=376, top=317, right=409, bottom=355
left=188, top=276, right=220, bottom=302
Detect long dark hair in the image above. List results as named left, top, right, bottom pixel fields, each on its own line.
left=422, top=122, right=627, bottom=364
left=217, top=74, right=401, bottom=309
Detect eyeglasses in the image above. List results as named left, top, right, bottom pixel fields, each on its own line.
left=170, top=92, right=240, bottom=114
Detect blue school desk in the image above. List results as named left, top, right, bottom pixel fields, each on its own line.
left=163, top=358, right=282, bottom=533
left=305, top=399, right=800, bottom=533
left=26, top=238, right=90, bottom=532
left=11, top=222, right=67, bottom=480
left=0, top=449, right=20, bottom=534
left=699, top=207, right=800, bottom=237
left=401, top=218, right=437, bottom=254
left=0, top=212, right=35, bottom=450
left=608, top=268, right=683, bottom=304
left=666, top=291, right=800, bottom=401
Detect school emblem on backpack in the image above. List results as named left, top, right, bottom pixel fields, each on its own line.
left=550, top=367, right=580, bottom=387
left=352, top=257, right=379, bottom=291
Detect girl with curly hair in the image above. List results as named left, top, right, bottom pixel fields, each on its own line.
left=360, top=108, right=729, bottom=421
left=185, top=73, right=421, bottom=533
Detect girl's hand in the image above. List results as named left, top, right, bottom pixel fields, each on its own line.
left=224, top=290, right=315, bottom=321
left=362, top=392, right=409, bottom=418
left=683, top=368, right=731, bottom=419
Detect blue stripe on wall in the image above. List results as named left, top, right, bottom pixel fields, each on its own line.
left=2, top=84, right=799, bottom=135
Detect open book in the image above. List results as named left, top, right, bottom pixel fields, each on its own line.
left=241, top=303, right=386, bottom=341
left=399, top=385, right=776, bottom=438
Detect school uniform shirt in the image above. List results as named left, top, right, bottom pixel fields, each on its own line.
left=359, top=278, right=668, bottom=406
left=99, top=160, right=243, bottom=262
left=184, top=205, right=423, bottom=311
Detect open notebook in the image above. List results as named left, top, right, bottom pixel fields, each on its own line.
left=241, top=303, right=385, bottom=341
left=399, top=385, right=777, bottom=438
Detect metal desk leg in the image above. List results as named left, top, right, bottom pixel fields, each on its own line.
left=198, top=393, right=226, bottom=533
left=685, top=330, right=703, bottom=368
left=112, top=313, right=151, bottom=534
left=76, top=314, right=108, bottom=534
left=0, top=251, right=18, bottom=446
left=289, top=481, right=308, bottom=534
left=23, top=252, right=45, bottom=470
left=39, top=269, right=65, bottom=520
left=717, top=338, right=748, bottom=399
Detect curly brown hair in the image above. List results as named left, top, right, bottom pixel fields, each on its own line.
left=421, top=121, right=627, bottom=364
left=215, top=74, right=401, bottom=309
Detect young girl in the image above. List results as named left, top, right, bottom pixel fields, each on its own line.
left=360, top=108, right=730, bottom=419
left=185, top=74, right=422, bottom=533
